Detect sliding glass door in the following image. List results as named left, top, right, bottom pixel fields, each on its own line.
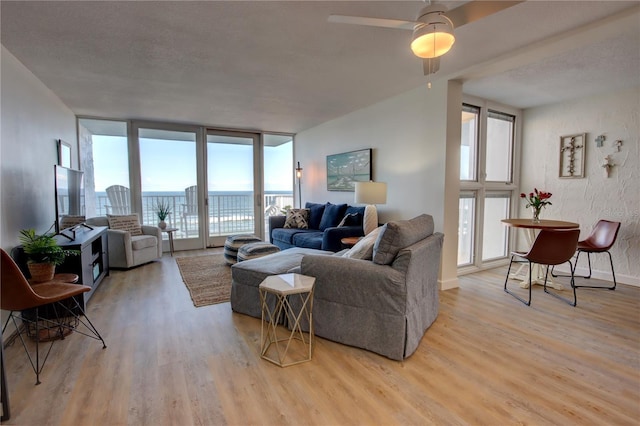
left=81, top=118, right=293, bottom=252
left=136, top=124, right=202, bottom=251
left=206, top=131, right=260, bottom=247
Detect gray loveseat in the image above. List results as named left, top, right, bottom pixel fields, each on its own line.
left=231, top=214, right=444, bottom=360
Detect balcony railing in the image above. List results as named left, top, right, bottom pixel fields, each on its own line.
left=93, top=192, right=293, bottom=239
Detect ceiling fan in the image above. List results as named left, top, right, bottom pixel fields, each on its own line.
left=329, top=1, right=523, bottom=77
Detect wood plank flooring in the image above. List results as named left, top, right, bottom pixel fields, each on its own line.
left=2, top=250, right=639, bottom=425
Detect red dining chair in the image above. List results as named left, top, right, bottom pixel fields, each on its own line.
left=504, top=228, right=580, bottom=306
left=552, top=220, right=620, bottom=290
left=1, top=249, right=106, bottom=385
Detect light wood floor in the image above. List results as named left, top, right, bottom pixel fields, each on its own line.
left=2, top=249, right=639, bottom=425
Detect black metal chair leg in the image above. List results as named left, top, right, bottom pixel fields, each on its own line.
left=584, top=252, right=592, bottom=278
left=53, top=298, right=107, bottom=349
left=552, top=251, right=583, bottom=277
left=607, top=251, right=617, bottom=290
left=505, top=257, right=532, bottom=306
left=552, top=250, right=617, bottom=290
left=4, top=301, right=106, bottom=386
left=34, top=309, right=40, bottom=385
left=9, top=310, right=55, bottom=385
left=576, top=251, right=616, bottom=290
left=544, top=261, right=577, bottom=307
left=573, top=251, right=617, bottom=290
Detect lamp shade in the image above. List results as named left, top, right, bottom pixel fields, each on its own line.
left=410, top=6, right=455, bottom=59
left=354, top=181, right=387, bottom=205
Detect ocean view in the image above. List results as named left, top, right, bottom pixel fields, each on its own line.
left=87, top=190, right=293, bottom=235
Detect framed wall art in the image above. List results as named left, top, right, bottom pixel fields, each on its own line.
left=57, top=139, right=72, bottom=168
left=559, top=133, right=585, bottom=178
left=326, top=148, right=372, bottom=191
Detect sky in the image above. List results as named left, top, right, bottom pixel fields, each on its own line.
left=92, top=135, right=293, bottom=193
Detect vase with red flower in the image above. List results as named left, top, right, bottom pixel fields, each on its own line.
left=520, top=188, right=552, bottom=224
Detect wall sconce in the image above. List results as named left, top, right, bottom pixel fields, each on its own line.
left=295, top=162, right=303, bottom=209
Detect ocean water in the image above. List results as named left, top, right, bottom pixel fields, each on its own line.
left=91, top=190, right=293, bottom=224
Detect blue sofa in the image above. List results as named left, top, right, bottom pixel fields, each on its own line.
left=269, top=202, right=365, bottom=252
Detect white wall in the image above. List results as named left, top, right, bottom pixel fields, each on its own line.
left=295, top=79, right=462, bottom=288
left=521, top=86, right=640, bottom=286
left=296, top=81, right=448, bottom=226
left=1, top=45, right=78, bottom=250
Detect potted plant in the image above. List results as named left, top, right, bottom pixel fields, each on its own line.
left=19, top=228, right=79, bottom=283
left=155, top=199, right=171, bottom=229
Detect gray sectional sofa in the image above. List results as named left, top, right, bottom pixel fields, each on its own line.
left=231, top=214, right=444, bottom=360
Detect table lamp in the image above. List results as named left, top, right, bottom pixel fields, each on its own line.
left=354, top=181, right=387, bottom=235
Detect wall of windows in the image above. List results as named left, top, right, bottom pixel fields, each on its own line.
left=458, top=99, right=521, bottom=271
left=79, top=118, right=294, bottom=251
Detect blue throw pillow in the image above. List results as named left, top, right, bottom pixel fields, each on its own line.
left=305, top=202, right=326, bottom=230
left=319, top=203, right=348, bottom=231
left=344, top=206, right=365, bottom=226
left=338, top=212, right=362, bottom=227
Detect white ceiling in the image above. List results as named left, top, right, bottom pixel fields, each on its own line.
left=1, top=1, right=639, bottom=134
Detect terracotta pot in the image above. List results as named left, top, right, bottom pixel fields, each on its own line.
left=28, top=262, right=55, bottom=283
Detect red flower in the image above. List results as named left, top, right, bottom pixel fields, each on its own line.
left=521, top=188, right=553, bottom=209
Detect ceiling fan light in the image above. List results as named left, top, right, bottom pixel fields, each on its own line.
left=411, top=23, right=455, bottom=58
left=410, top=7, right=455, bottom=59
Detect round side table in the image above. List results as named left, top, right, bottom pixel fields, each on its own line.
left=340, top=236, right=361, bottom=249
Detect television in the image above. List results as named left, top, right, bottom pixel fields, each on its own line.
left=54, top=165, right=86, bottom=235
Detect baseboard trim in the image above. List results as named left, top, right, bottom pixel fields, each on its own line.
left=439, top=277, right=459, bottom=290
left=552, top=265, right=639, bottom=287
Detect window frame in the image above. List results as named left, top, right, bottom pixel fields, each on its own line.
left=458, top=96, right=522, bottom=274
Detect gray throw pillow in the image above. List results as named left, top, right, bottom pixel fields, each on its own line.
left=372, top=214, right=434, bottom=265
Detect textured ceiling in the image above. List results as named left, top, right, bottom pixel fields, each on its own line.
left=1, top=1, right=638, bottom=134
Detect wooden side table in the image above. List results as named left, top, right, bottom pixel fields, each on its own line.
left=161, top=227, right=178, bottom=256
left=28, top=273, right=79, bottom=286
left=259, top=273, right=316, bottom=367
left=340, top=236, right=361, bottom=249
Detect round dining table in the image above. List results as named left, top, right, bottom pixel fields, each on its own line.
left=501, top=218, right=580, bottom=289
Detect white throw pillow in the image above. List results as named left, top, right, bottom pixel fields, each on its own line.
left=362, top=205, right=378, bottom=235
left=107, top=214, right=143, bottom=236
left=342, top=226, right=382, bottom=260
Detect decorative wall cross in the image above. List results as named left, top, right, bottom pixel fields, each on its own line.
left=561, top=136, right=583, bottom=176
left=595, top=135, right=606, bottom=147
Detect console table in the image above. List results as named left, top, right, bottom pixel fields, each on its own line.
left=54, top=226, right=109, bottom=305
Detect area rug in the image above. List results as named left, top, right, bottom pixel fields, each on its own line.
left=175, top=254, right=232, bottom=307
